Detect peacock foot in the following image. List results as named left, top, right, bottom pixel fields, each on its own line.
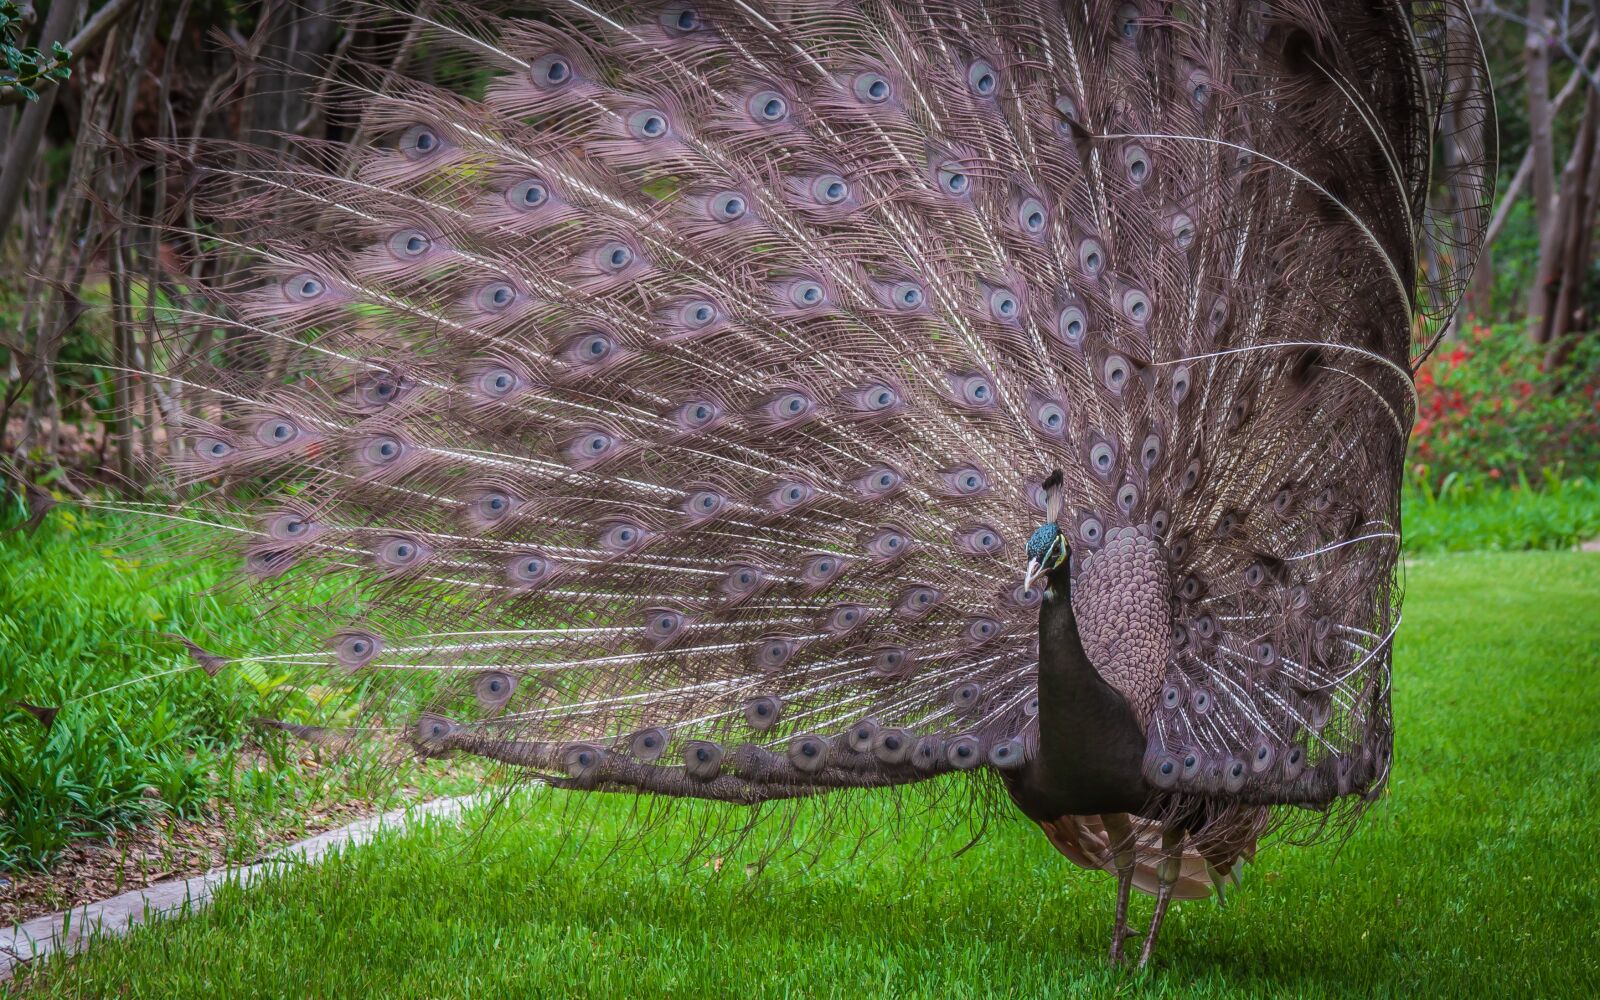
left=1108, top=924, right=1138, bottom=964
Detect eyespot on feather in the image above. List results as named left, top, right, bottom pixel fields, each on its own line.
left=630, top=727, right=670, bottom=761
left=788, top=734, right=830, bottom=773
left=940, top=465, right=990, bottom=498
left=372, top=535, right=431, bottom=572
left=798, top=552, right=848, bottom=589
left=642, top=607, right=691, bottom=648
left=504, top=550, right=555, bottom=587
left=529, top=52, right=575, bottom=89
left=954, top=523, right=1005, bottom=557
left=862, top=524, right=911, bottom=562
left=825, top=603, right=867, bottom=635
left=894, top=585, right=943, bottom=619
left=473, top=671, right=516, bottom=709
left=332, top=630, right=382, bottom=670
left=743, top=696, right=782, bottom=731
left=852, top=71, right=893, bottom=104
left=683, top=740, right=723, bottom=780
left=987, top=736, right=1025, bottom=770
left=398, top=124, right=443, bottom=160
left=597, top=519, right=651, bottom=554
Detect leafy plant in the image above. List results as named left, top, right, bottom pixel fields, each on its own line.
left=0, top=0, right=70, bottom=105
left=1410, top=321, right=1600, bottom=490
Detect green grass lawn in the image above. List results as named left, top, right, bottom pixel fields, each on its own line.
left=9, top=550, right=1598, bottom=998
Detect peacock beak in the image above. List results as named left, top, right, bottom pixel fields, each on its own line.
left=1022, top=557, right=1045, bottom=593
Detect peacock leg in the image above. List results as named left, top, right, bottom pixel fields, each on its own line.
left=1136, top=825, right=1186, bottom=968
left=1101, top=813, right=1138, bottom=963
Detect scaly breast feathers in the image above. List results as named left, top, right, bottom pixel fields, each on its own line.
left=1073, top=526, right=1172, bottom=730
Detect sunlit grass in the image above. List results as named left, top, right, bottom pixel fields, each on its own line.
left=10, top=551, right=1597, bottom=998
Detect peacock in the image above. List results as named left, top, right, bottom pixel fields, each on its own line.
left=107, top=0, right=1492, bottom=967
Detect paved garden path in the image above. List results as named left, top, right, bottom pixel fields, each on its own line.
left=0, top=795, right=476, bottom=981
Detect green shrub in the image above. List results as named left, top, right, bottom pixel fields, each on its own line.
left=1403, top=470, right=1600, bottom=553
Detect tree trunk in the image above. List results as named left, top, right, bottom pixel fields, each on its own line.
left=1526, top=0, right=1561, bottom=340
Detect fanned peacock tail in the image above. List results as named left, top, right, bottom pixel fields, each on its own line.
left=112, top=0, right=1491, bottom=857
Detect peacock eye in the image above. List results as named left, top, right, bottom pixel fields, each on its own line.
left=812, top=174, right=849, bottom=205
left=1018, top=197, right=1048, bottom=234
left=376, top=536, right=428, bottom=569
left=389, top=231, right=429, bottom=257
left=1123, top=290, right=1152, bottom=324
left=360, top=377, right=398, bottom=405
left=967, top=60, right=998, bottom=97
left=1089, top=441, right=1116, bottom=474
left=937, top=164, right=970, bottom=196
left=865, top=527, right=909, bottom=560
left=1171, top=212, right=1195, bottom=248
left=708, top=191, right=747, bottom=221
left=597, top=242, right=633, bottom=272
left=1124, top=145, right=1151, bottom=183
left=749, top=90, right=789, bottom=122
left=646, top=610, right=685, bottom=642
left=789, top=280, right=826, bottom=308
left=856, top=383, right=900, bottom=413
left=507, top=552, right=552, bottom=584
left=892, top=281, right=925, bottom=310
left=507, top=177, right=550, bottom=211
left=399, top=124, right=441, bottom=159
left=988, top=288, right=1019, bottom=321
left=361, top=436, right=405, bottom=466
left=662, top=5, right=703, bottom=32
left=1080, top=240, right=1105, bottom=276
left=943, top=466, right=989, bottom=496
left=832, top=605, right=863, bottom=630
left=1057, top=305, right=1087, bottom=344
left=679, top=300, right=718, bottom=328
left=853, top=72, right=892, bottom=104
left=285, top=273, right=325, bottom=301
left=1035, top=400, right=1066, bottom=434
left=685, top=490, right=725, bottom=519
left=1172, top=366, right=1193, bottom=404
left=1103, top=355, right=1130, bottom=391
left=196, top=435, right=232, bottom=460
left=766, top=391, right=814, bottom=423
left=628, top=108, right=670, bottom=140
left=855, top=464, right=902, bottom=499
left=334, top=631, right=382, bottom=668
left=255, top=418, right=300, bottom=446
left=478, top=282, right=517, bottom=312
left=1117, top=3, right=1140, bottom=38
left=953, top=373, right=995, bottom=407
left=530, top=52, right=574, bottom=88
left=474, top=367, right=520, bottom=398
left=1141, top=434, right=1162, bottom=468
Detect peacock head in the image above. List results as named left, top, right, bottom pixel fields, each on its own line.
left=1022, top=470, right=1068, bottom=591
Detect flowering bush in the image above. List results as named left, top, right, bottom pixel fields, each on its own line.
left=1409, top=322, right=1600, bottom=491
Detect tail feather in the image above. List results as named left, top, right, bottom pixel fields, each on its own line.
left=126, top=0, right=1491, bottom=833
left=1036, top=814, right=1222, bottom=900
